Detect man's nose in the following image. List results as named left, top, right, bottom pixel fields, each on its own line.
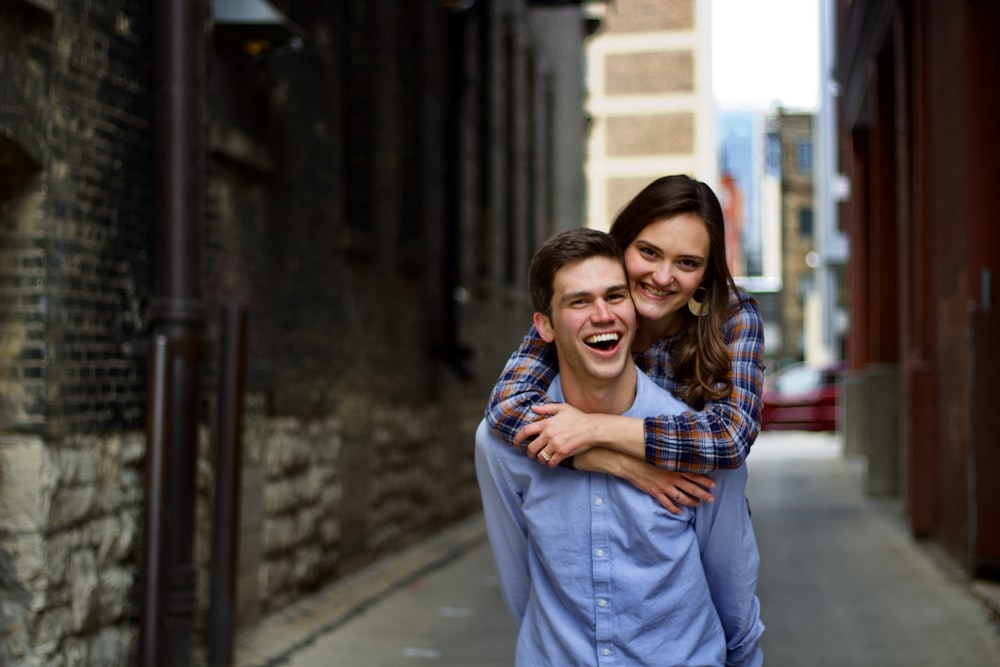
left=591, top=300, right=614, bottom=321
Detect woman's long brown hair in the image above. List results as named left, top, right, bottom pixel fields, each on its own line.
left=609, top=175, right=743, bottom=409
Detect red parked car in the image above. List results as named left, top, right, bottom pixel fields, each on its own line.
left=760, top=362, right=844, bottom=432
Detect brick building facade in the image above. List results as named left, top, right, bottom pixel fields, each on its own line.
left=584, top=0, right=716, bottom=229
left=837, top=0, right=1000, bottom=574
left=0, top=1, right=591, bottom=664
left=774, top=111, right=815, bottom=365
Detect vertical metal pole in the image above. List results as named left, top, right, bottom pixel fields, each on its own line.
left=151, top=0, right=206, bottom=665
left=208, top=305, right=248, bottom=667
left=441, top=4, right=472, bottom=378
left=140, top=335, right=171, bottom=667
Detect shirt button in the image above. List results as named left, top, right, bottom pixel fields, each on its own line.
left=595, top=549, right=605, bottom=558
left=594, top=497, right=603, bottom=506
left=598, top=599, right=607, bottom=607
left=602, top=648, right=611, bottom=656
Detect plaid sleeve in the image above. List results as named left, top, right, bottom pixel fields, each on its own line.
left=484, top=326, right=560, bottom=448
left=644, top=293, right=765, bottom=473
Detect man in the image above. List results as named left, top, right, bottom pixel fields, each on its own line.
left=475, top=228, right=763, bottom=666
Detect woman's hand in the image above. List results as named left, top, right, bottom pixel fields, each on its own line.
left=574, top=448, right=715, bottom=514
left=515, top=404, right=646, bottom=467
left=514, top=404, right=600, bottom=466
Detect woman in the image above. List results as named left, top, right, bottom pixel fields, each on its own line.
left=485, top=174, right=765, bottom=513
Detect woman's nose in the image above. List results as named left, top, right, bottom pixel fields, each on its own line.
left=652, top=263, right=674, bottom=286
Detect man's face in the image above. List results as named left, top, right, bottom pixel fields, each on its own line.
left=534, top=256, right=636, bottom=386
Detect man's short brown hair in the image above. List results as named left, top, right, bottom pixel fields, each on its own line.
left=528, top=228, right=626, bottom=316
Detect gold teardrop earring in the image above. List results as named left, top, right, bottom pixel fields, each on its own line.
left=688, top=286, right=709, bottom=317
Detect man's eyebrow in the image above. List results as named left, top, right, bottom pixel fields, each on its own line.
left=557, top=289, right=594, bottom=304
left=558, top=283, right=629, bottom=304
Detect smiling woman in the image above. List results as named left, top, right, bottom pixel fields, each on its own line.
left=624, top=213, right=710, bottom=350
left=486, top=175, right=766, bottom=510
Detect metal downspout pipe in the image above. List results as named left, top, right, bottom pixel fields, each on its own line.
left=141, top=1, right=207, bottom=665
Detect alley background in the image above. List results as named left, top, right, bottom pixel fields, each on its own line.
left=3, top=0, right=1000, bottom=665
left=234, top=432, right=1000, bottom=667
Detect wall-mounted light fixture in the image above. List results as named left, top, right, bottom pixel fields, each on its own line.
left=212, top=0, right=306, bottom=55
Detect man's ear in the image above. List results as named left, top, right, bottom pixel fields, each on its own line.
left=533, top=312, right=555, bottom=343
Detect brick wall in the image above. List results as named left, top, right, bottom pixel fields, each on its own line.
left=2, top=1, right=155, bottom=664
left=604, top=51, right=694, bottom=96
left=602, top=0, right=695, bottom=33
left=2, top=0, right=586, bottom=664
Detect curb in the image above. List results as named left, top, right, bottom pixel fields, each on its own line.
left=234, top=515, right=488, bottom=667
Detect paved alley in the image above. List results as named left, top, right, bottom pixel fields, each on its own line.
left=235, top=432, right=1000, bottom=666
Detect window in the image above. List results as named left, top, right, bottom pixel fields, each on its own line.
left=798, top=206, right=814, bottom=240
left=796, top=139, right=813, bottom=173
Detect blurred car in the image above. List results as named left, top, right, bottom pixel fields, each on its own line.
left=760, top=362, right=844, bottom=432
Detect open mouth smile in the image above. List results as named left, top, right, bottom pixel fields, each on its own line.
left=585, top=332, right=621, bottom=351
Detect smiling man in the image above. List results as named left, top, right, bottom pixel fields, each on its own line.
left=475, top=228, right=764, bottom=666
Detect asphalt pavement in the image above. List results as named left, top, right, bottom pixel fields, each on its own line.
left=234, top=431, right=1000, bottom=666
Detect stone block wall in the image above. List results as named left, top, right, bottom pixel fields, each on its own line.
left=0, top=432, right=145, bottom=667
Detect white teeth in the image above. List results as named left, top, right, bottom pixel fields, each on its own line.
left=644, top=284, right=671, bottom=297
left=585, top=333, right=620, bottom=345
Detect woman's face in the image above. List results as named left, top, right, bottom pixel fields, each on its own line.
left=623, top=213, right=710, bottom=335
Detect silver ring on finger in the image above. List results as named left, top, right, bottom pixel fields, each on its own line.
left=540, top=451, right=552, bottom=462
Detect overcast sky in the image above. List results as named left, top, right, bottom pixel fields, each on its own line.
left=711, top=0, right=821, bottom=110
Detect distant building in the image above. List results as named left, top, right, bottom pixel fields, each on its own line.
left=719, top=109, right=784, bottom=360
left=584, top=0, right=717, bottom=229
left=719, top=111, right=763, bottom=278
left=773, top=110, right=816, bottom=366
left=718, top=171, right=745, bottom=277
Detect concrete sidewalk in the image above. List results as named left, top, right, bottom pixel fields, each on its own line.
left=747, top=432, right=1000, bottom=666
left=234, top=432, right=1000, bottom=666
left=233, top=517, right=514, bottom=667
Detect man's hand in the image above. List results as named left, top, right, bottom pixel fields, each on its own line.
left=574, top=448, right=715, bottom=514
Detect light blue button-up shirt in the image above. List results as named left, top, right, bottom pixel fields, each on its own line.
left=475, top=368, right=764, bottom=666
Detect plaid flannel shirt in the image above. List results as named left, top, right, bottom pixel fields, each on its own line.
left=484, top=290, right=765, bottom=473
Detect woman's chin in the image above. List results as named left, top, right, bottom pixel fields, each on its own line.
left=635, top=305, right=683, bottom=339
left=637, top=301, right=676, bottom=323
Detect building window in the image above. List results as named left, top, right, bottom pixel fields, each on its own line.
left=796, top=139, right=813, bottom=173
left=765, top=130, right=781, bottom=176
left=798, top=206, right=814, bottom=240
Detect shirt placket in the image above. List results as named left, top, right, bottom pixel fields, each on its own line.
left=591, top=474, right=616, bottom=664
